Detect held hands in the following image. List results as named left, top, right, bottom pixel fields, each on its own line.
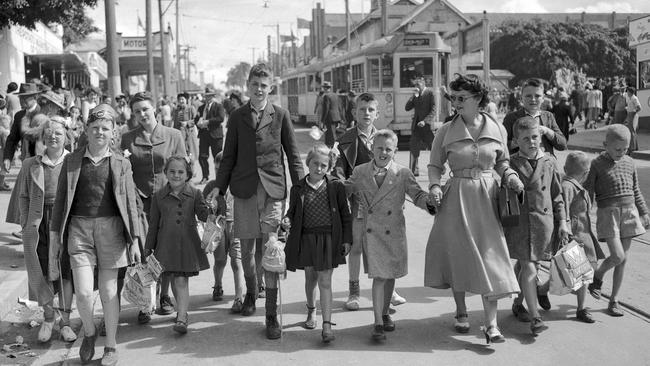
left=3, top=159, right=11, bottom=172
left=417, top=121, right=425, bottom=128
left=506, top=174, right=524, bottom=194
left=558, top=221, right=570, bottom=244
left=281, top=217, right=291, bottom=231
left=341, top=243, right=351, bottom=256
left=429, top=185, right=442, bottom=206
left=206, top=187, right=221, bottom=202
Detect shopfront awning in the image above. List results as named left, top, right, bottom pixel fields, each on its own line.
left=28, top=53, right=89, bottom=73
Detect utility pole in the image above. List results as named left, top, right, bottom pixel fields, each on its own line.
left=276, top=23, right=280, bottom=75
left=267, top=35, right=272, bottom=68
left=146, top=0, right=156, bottom=97
left=482, top=10, right=490, bottom=89
left=249, top=47, right=257, bottom=65
left=158, top=0, right=171, bottom=97
left=176, top=0, right=182, bottom=92
left=345, top=0, right=351, bottom=91
left=104, top=0, right=121, bottom=97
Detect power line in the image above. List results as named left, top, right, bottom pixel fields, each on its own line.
left=182, top=13, right=293, bottom=25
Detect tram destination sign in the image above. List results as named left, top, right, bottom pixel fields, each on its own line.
left=404, top=38, right=430, bottom=47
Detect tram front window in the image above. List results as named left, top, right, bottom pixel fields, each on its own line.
left=400, top=57, right=433, bottom=88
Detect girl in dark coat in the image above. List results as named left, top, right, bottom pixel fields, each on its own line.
left=145, top=155, right=210, bottom=334
left=283, top=144, right=352, bottom=343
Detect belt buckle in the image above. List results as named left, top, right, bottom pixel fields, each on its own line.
left=470, top=167, right=482, bottom=179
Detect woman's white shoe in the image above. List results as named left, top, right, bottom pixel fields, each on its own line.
left=38, top=320, right=55, bottom=342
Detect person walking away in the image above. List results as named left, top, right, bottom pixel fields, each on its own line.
left=404, top=72, right=435, bottom=176
left=319, top=82, right=342, bottom=148
left=195, top=88, right=225, bottom=184
left=624, top=87, right=641, bottom=153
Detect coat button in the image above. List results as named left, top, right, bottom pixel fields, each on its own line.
left=386, top=230, right=390, bottom=235
left=178, top=212, right=182, bottom=215
left=543, top=208, right=548, bottom=213
left=368, top=209, right=373, bottom=214
left=178, top=204, right=182, bottom=208
left=367, top=228, right=372, bottom=233
left=542, top=186, right=546, bottom=191
left=387, top=211, right=391, bottom=215
left=176, top=220, right=181, bottom=224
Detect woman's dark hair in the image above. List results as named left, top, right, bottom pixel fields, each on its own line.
left=448, top=74, right=489, bottom=108
left=129, top=91, right=154, bottom=109
left=163, top=155, right=193, bottom=182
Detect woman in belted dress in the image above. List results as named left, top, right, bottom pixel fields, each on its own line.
left=424, top=74, right=524, bottom=343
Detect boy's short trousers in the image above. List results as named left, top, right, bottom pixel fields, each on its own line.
left=67, top=216, right=129, bottom=269
left=597, top=204, right=646, bottom=241
left=213, top=221, right=242, bottom=262
left=233, top=181, right=283, bottom=239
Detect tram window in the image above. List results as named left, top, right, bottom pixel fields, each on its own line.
left=324, top=71, right=332, bottom=84
left=298, top=77, right=306, bottom=93
left=308, top=75, right=316, bottom=92
left=281, top=81, right=288, bottom=95
left=288, top=78, right=298, bottom=95
left=351, top=63, right=365, bottom=92
left=381, top=55, right=393, bottom=89
left=399, top=57, right=433, bottom=88
left=369, top=58, right=380, bottom=89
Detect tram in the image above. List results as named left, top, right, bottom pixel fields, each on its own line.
left=280, top=31, right=451, bottom=138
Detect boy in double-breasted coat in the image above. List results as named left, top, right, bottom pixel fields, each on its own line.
left=345, top=129, right=434, bottom=340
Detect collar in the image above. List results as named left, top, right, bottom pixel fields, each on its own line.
left=84, top=147, right=112, bottom=164
left=563, top=176, right=585, bottom=190
left=161, top=182, right=194, bottom=198
left=305, top=175, right=326, bottom=190
left=27, top=104, right=38, bottom=113
left=39, top=149, right=69, bottom=167
left=442, top=113, right=503, bottom=146
left=524, top=109, right=541, bottom=118
left=357, top=125, right=377, bottom=140
left=250, top=100, right=268, bottom=114
left=516, top=149, right=545, bottom=161
left=372, top=160, right=392, bottom=174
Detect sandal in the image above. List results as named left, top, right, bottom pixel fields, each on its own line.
left=173, top=313, right=188, bottom=334
left=304, top=305, right=317, bottom=329
left=454, top=313, right=470, bottom=333
left=321, top=320, right=336, bottom=343
left=481, top=325, right=505, bottom=344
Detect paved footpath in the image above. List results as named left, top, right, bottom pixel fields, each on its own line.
left=2, top=127, right=650, bottom=366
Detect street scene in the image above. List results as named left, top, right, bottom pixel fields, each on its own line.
left=1, top=0, right=650, bottom=365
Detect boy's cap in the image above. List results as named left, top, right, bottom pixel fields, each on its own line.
left=88, top=103, right=117, bottom=124
left=17, top=83, right=42, bottom=96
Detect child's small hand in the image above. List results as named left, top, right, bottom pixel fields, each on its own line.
left=143, top=249, right=153, bottom=258
left=429, top=185, right=442, bottom=206
left=281, top=217, right=291, bottom=231
left=341, top=243, right=351, bottom=256
left=558, top=221, right=570, bottom=243
left=642, top=214, right=650, bottom=229
left=506, top=175, right=524, bottom=193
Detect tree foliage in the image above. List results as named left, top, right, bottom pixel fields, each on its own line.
left=491, top=20, right=635, bottom=86
left=226, top=62, right=251, bottom=89
left=0, top=0, right=97, bottom=29
left=62, top=12, right=99, bottom=48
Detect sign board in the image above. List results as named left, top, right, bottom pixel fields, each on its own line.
left=629, top=15, right=650, bottom=48
left=120, top=33, right=165, bottom=52
left=404, top=38, right=430, bottom=47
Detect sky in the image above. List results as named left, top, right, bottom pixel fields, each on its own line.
left=86, top=0, right=650, bottom=87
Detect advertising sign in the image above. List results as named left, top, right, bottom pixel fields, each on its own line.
left=629, top=15, right=650, bottom=48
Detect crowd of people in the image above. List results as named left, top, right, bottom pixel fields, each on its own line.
left=0, top=65, right=649, bottom=365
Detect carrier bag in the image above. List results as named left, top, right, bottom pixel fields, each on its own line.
left=262, top=238, right=286, bottom=273
left=122, top=265, right=154, bottom=308
left=201, top=214, right=226, bottom=253
left=549, top=240, right=594, bottom=295
left=498, top=184, right=521, bottom=227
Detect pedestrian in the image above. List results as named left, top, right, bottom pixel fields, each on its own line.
left=503, top=78, right=567, bottom=157
left=333, top=92, right=407, bottom=311
left=586, top=83, right=602, bottom=129
left=206, top=63, right=304, bottom=340
left=81, top=87, right=99, bottom=124
left=195, top=88, right=225, bottom=184
left=283, top=143, right=352, bottom=343
left=504, top=116, right=569, bottom=335
left=50, top=104, right=142, bottom=365
left=5, top=82, right=21, bottom=119
left=203, top=152, right=245, bottom=312
left=425, top=74, right=523, bottom=344
left=552, top=92, right=574, bottom=140
left=158, top=97, right=173, bottom=127
left=121, top=91, right=187, bottom=323
left=145, top=155, right=210, bottom=334
left=624, top=87, right=641, bottom=153
left=404, top=72, right=435, bottom=176
left=173, top=93, right=199, bottom=174
left=345, top=129, right=434, bottom=341
left=319, top=81, right=342, bottom=148
left=561, top=151, right=605, bottom=324
left=586, top=125, right=650, bottom=317
left=17, top=116, right=77, bottom=343
left=0, top=98, right=11, bottom=190
left=608, top=87, right=627, bottom=125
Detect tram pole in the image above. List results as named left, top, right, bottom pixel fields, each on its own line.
left=345, top=0, right=351, bottom=90
left=104, top=0, right=121, bottom=98
left=146, top=0, right=156, bottom=97
left=482, top=11, right=491, bottom=89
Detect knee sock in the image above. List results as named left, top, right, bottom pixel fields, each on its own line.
left=349, top=280, right=360, bottom=296
left=265, top=288, right=278, bottom=316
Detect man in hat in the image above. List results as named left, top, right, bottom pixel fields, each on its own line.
left=195, top=87, right=225, bottom=183
left=3, top=83, right=42, bottom=172
left=319, top=81, right=342, bottom=148
left=405, top=72, right=436, bottom=176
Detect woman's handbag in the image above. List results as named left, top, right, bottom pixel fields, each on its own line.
left=498, top=184, right=521, bottom=227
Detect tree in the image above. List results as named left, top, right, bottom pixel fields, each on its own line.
left=62, top=11, right=99, bottom=47
left=0, top=0, right=98, bottom=30
left=491, top=20, right=635, bottom=86
left=226, top=62, right=251, bottom=90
